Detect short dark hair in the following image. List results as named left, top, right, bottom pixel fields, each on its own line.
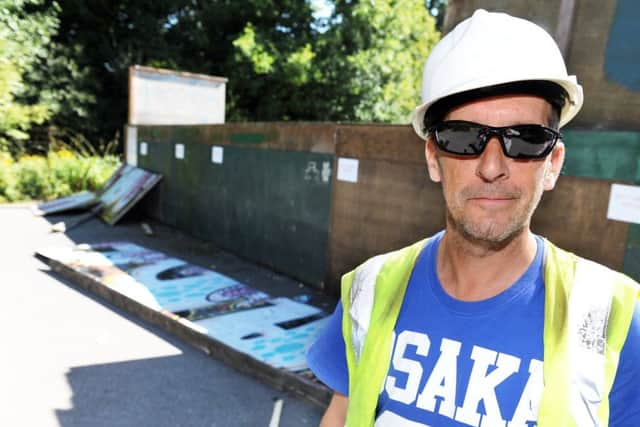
left=423, top=80, right=568, bottom=132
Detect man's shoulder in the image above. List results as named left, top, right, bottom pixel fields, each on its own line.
left=351, top=234, right=439, bottom=275
left=341, top=235, right=437, bottom=301
left=544, top=239, right=639, bottom=285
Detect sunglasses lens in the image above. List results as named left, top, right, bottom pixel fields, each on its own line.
left=505, top=126, right=557, bottom=158
left=434, top=122, right=485, bottom=155
left=432, top=121, right=557, bottom=159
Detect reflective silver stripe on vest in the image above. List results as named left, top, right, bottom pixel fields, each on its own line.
left=350, top=254, right=390, bottom=362
left=569, top=258, right=615, bottom=427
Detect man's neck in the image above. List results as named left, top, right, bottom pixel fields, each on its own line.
left=436, top=227, right=538, bottom=302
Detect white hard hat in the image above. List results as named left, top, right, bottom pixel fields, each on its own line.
left=411, top=9, right=583, bottom=139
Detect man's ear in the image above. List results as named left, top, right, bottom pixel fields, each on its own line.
left=543, top=141, right=565, bottom=191
left=425, top=138, right=442, bottom=183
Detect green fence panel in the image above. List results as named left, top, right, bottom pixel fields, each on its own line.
left=562, top=130, right=640, bottom=182
left=135, top=127, right=333, bottom=287
left=136, top=136, right=174, bottom=225
left=172, top=141, right=207, bottom=235
left=200, top=146, right=333, bottom=286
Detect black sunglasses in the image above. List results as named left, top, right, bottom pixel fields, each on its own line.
left=428, top=120, right=562, bottom=160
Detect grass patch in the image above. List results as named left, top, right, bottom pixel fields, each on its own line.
left=0, top=149, right=120, bottom=203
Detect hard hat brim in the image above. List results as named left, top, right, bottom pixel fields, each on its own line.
left=412, top=77, right=584, bottom=140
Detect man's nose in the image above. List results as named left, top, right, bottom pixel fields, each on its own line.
left=476, top=137, right=509, bottom=182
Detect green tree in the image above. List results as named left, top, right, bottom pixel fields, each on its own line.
left=30, top=0, right=441, bottom=148
left=164, top=0, right=318, bottom=121
left=0, top=0, right=97, bottom=154
left=219, top=0, right=440, bottom=123
left=0, top=0, right=58, bottom=149
left=315, top=0, right=440, bottom=123
left=52, top=0, right=184, bottom=150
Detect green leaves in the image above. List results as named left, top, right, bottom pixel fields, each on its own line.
left=284, top=44, right=315, bottom=85
left=0, top=0, right=59, bottom=148
left=233, top=21, right=316, bottom=86
left=233, top=23, right=277, bottom=74
left=0, top=150, right=120, bottom=202
left=224, top=0, right=441, bottom=124
left=327, top=0, right=440, bottom=123
left=1, top=0, right=442, bottom=151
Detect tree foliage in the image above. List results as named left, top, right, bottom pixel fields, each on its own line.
left=163, top=0, right=321, bottom=121
left=324, top=0, right=440, bottom=123
left=4, top=0, right=441, bottom=150
left=0, top=0, right=57, bottom=146
left=0, top=0, right=97, bottom=153
left=52, top=0, right=185, bottom=149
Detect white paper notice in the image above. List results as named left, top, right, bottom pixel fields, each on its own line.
left=139, top=142, right=148, bottom=156
left=211, top=146, right=224, bottom=164
left=607, top=183, right=640, bottom=224
left=337, top=158, right=359, bottom=183
left=175, top=143, right=185, bottom=160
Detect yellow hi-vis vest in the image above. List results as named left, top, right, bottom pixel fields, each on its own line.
left=341, top=237, right=639, bottom=427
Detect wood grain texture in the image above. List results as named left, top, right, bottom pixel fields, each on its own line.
left=555, top=0, right=577, bottom=57
left=327, top=129, right=446, bottom=295
left=334, top=125, right=424, bottom=163
left=443, top=0, right=640, bottom=130
left=532, top=175, right=629, bottom=269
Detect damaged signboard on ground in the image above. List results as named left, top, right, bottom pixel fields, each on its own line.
left=36, top=242, right=329, bottom=373
left=32, top=165, right=162, bottom=226
left=30, top=191, right=99, bottom=216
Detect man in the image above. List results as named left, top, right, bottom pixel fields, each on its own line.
left=306, top=9, right=640, bottom=427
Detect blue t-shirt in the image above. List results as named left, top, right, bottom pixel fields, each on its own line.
left=306, top=233, right=640, bottom=426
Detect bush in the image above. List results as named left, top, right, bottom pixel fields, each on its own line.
left=48, top=149, right=87, bottom=197
left=0, top=152, right=16, bottom=202
left=0, top=149, right=120, bottom=202
left=13, top=155, right=50, bottom=200
left=83, top=155, right=121, bottom=191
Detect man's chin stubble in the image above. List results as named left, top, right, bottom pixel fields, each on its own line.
left=447, top=210, right=527, bottom=251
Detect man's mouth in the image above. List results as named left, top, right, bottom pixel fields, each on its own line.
left=469, top=196, right=514, bottom=202
left=464, top=189, right=520, bottom=207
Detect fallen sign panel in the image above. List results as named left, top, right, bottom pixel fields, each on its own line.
left=35, top=242, right=331, bottom=405
left=98, top=165, right=162, bottom=225
left=32, top=164, right=162, bottom=226
left=31, top=190, right=99, bottom=216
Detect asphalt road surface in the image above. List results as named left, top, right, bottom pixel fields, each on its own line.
left=0, top=205, right=325, bottom=427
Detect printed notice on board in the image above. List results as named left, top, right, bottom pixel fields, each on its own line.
left=211, top=146, right=224, bottom=164
left=175, top=143, right=185, bottom=159
left=139, top=142, right=148, bottom=156
left=337, top=158, right=359, bottom=183
left=607, top=183, right=640, bottom=224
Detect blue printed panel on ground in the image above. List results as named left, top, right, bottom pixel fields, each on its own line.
left=37, top=242, right=327, bottom=372
left=196, top=298, right=326, bottom=371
